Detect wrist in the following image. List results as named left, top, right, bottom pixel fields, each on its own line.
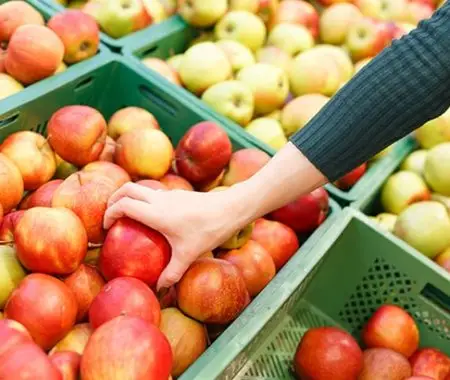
left=225, top=180, right=264, bottom=226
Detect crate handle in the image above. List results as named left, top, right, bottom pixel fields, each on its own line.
left=420, top=283, right=450, bottom=313
left=140, top=45, right=158, bottom=58
left=139, top=85, right=177, bottom=117
left=75, top=76, right=94, bottom=92
left=0, top=113, right=19, bottom=128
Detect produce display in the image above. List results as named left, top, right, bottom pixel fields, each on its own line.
left=294, top=304, right=449, bottom=379
left=368, top=108, right=450, bottom=274
left=0, top=1, right=101, bottom=101
left=0, top=104, right=331, bottom=379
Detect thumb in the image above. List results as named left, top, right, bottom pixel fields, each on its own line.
left=157, top=252, right=192, bottom=291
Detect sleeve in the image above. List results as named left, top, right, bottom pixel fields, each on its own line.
left=290, top=1, right=450, bottom=182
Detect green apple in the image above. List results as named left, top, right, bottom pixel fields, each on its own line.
left=229, top=0, right=259, bottom=13
left=0, top=246, right=26, bottom=308
left=256, top=46, right=292, bottom=73
left=188, top=31, right=216, bottom=47
left=202, top=80, right=255, bottom=127
left=424, top=142, right=450, bottom=196
left=400, top=149, right=427, bottom=176
left=415, top=107, right=450, bottom=149
left=237, top=63, right=289, bottom=115
left=215, top=11, right=267, bottom=52
left=54, top=154, right=78, bottom=179
left=312, top=45, right=354, bottom=86
left=68, top=0, right=87, bottom=9
left=356, top=0, right=408, bottom=22
left=0, top=73, right=23, bottom=101
left=142, top=0, right=168, bottom=23
left=373, top=213, right=397, bottom=233
left=267, top=23, right=315, bottom=57
left=245, top=118, right=288, bottom=150
left=179, top=42, right=232, bottom=95
left=82, top=0, right=105, bottom=22
left=381, top=170, right=430, bottom=214
left=220, top=222, right=255, bottom=249
left=167, top=54, right=184, bottom=73
left=178, top=0, right=227, bottom=27
left=431, top=193, right=450, bottom=212
left=371, top=144, right=393, bottom=160
left=320, top=3, right=363, bottom=45
left=394, top=201, right=450, bottom=258
left=216, top=40, right=255, bottom=74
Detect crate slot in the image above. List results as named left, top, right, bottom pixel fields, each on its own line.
left=0, top=113, right=19, bottom=128
left=75, top=76, right=94, bottom=92
left=139, top=84, right=177, bottom=117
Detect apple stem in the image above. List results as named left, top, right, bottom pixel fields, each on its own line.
left=0, top=240, right=14, bottom=246
left=88, top=243, right=103, bottom=249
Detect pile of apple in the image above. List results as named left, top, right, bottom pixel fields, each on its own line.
left=54, top=0, right=175, bottom=39
left=0, top=1, right=101, bottom=102
left=293, top=304, right=449, bottom=379
left=138, top=0, right=444, bottom=190
left=0, top=103, right=330, bottom=378
left=369, top=106, right=450, bottom=275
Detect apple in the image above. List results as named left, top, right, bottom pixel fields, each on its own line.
left=0, top=246, right=26, bottom=309
left=142, top=0, right=168, bottom=23
left=400, top=150, right=427, bottom=176
left=141, top=57, right=181, bottom=86
left=96, top=0, right=152, bottom=39
left=52, top=171, right=118, bottom=243
left=255, top=46, right=292, bottom=72
left=415, top=107, right=450, bottom=149
left=176, top=258, right=249, bottom=324
left=270, top=188, right=329, bottom=234
left=394, top=201, right=450, bottom=258
left=320, top=3, right=363, bottom=45
left=5, top=25, right=64, bottom=85
left=222, top=148, right=270, bottom=186
left=215, top=40, right=256, bottom=74
left=380, top=171, right=430, bottom=214
left=50, top=323, right=93, bottom=355
left=159, top=307, right=208, bottom=377
left=54, top=154, right=78, bottom=180
left=424, top=142, right=450, bottom=195
left=50, top=351, right=81, bottom=380
left=251, top=218, right=299, bottom=271
left=175, top=121, right=232, bottom=184
left=0, top=211, right=24, bottom=243
left=108, top=106, right=160, bottom=140
left=160, top=173, right=194, bottom=191
left=354, top=57, right=373, bottom=73
left=115, top=128, right=173, bottom=180
left=178, top=0, right=227, bottom=27
left=393, top=22, right=416, bottom=39
left=14, top=207, right=88, bottom=274
left=219, top=222, right=255, bottom=250
left=272, top=1, right=319, bottom=39
left=0, top=73, right=24, bottom=101
left=215, top=10, right=267, bottom=52
left=335, top=163, right=367, bottom=190
left=269, top=24, right=314, bottom=59
left=202, top=80, right=255, bottom=127
left=97, top=135, right=115, bottom=161
left=48, top=10, right=99, bottom=64
left=48, top=105, right=107, bottom=167
left=5, top=273, right=78, bottom=350
left=167, top=54, right=184, bottom=73
left=0, top=48, right=5, bottom=73
left=89, top=277, right=160, bottom=329
left=406, top=1, right=434, bottom=25
left=137, top=179, right=168, bottom=190
left=237, top=63, right=289, bottom=115
left=158, top=0, right=177, bottom=15
left=0, top=1, right=45, bottom=43
left=346, top=17, right=391, bottom=61
left=179, top=42, right=232, bottom=95
left=0, top=153, right=23, bottom=213
left=371, top=212, right=397, bottom=232
left=435, top=247, right=450, bottom=272
left=281, top=94, right=329, bottom=136
left=294, top=327, right=363, bottom=380
left=409, top=348, right=450, bottom=380
left=99, top=217, right=171, bottom=287
left=312, top=45, right=354, bottom=86
left=229, top=0, right=259, bottom=12
left=19, top=179, right=62, bottom=210
left=245, top=118, right=288, bottom=150
left=82, top=161, right=131, bottom=187
left=0, top=319, right=32, bottom=358
left=355, top=0, right=409, bottom=21
left=359, top=348, right=412, bottom=380
left=1, top=131, right=56, bottom=190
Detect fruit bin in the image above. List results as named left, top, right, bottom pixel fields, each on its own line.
left=183, top=207, right=449, bottom=380
left=0, top=52, right=343, bottom=378
left=122, top=14, right=415, bottom=207
left=36, top=0, right=177, bottom=52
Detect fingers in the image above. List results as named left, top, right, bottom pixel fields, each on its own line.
left=157, top=253, right=192, bottom=291
left=107, top=182, right=159, bottom=208
left=103, top=197, right=157, bottom=229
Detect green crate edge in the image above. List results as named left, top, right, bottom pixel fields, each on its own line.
left=121, top=14, right=415, bottom=207
left=0, top=52, right=343, bottom=379
left=36, top=0, right=179, bottom=51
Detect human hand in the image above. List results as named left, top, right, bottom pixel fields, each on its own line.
left=103, top=182, right=252, bottom=291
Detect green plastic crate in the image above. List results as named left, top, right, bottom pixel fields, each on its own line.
left=0, top=53, right=342, bottom=379
left=36, top=0, right=178, bottom=52
left=182, top=207, right=449, bottom=379
left=122, top=15, right=415, bottom=207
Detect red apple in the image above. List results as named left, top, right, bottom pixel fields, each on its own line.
left=175, top=121, right=232, bottom=184
left=0, top=1, right=45, bottom=43
left=115, top=128, right=174, bottom=180
left=270, top=187, right=329, bottom=234
left=48, top=10, right=100, bottom=64
left=406, top=1, right=434, bottom=25
left=320, top=3, right=363, bottom=45
left=160, top=173, right=194, bottom=191
left=5, top=25, right=64, bottom=85
left=99, top=217, right=171, bottom=288
left=5, top=273, right=78, bottom=350
left=48, top=105, right=107, bottom=167
left=257, top=0, right=279, bottom=26
left=176, top=258, right=250, bottom=324
left=158, top=286, right=178, bottom=309
left=89, top=277, right=160, bottom=329
left=19, top=179, right=63, bottom=209
left=251, top=218, right=299, bottom=271
left=359, top=348, right=412, bottom=380
left=0, top=48, right=6, bottom=73
left=317, top=0, right=354, bottom=5
left=294, top=326, right=363, bottom=380
left=64, top=264, right=105, bottom=322
left=362, top=304, right=420, bottom=358
left=197, top=169, right=225, bottom=192
left=1, top=131, right=56, bottom=190
left=0, top=153, right=24, bottom=213
left=335, top=162, right=367, bottom=190
left=218, top=240, right=276, bottom=297
left=0, top=319, right=32, bottom=358
left=136, top=179, right=168, bottom=190
left=0, top=210, right=24, bottom=243
left=82, top=161, right=131, bottom=188
left=142, top=57, right=181, bottom=86
left=50, top=351, right=81, bottom=380
left=222, top=148, right=270, bottom=186
left=98, top=136, right=116, bottom=162
left=80, top=316, right=172, bottom=380
left=405, top=377, right=434, bottom=380
left=107, top=106, right=160, bottom=141
left=409, top=348, right=450, bottom=380
left=49, top=323, right=93, bottom=355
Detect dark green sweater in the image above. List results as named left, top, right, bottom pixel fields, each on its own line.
left=291, top=1, right=450, bottom=181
